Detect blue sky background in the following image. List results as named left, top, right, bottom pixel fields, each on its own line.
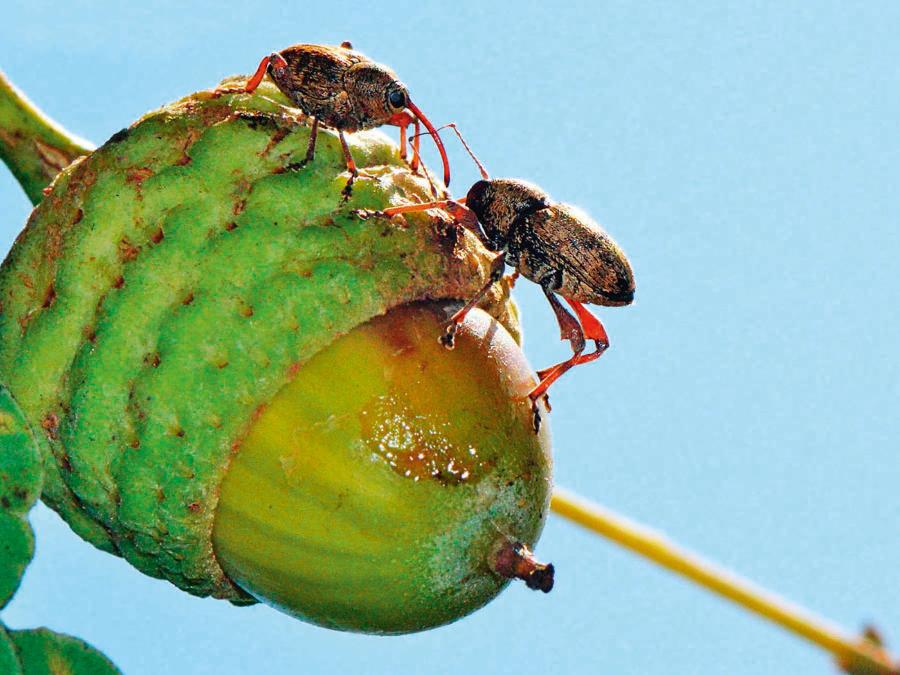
left=2, top=2, right=899, bottom=673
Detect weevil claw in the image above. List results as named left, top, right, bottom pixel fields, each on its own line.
left=531, top=404, right=542, bottom=433
left=439, top=324, right=457, bottom=350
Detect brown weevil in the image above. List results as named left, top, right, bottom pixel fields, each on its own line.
left=218, top=42, right=450, bottom=194
left=359, top=126, right=634, bottom=430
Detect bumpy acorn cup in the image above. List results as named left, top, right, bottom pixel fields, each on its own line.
left=0, top=78, right=554, bottom=633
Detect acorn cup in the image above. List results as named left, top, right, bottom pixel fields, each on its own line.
left=0, top=77, right=554, bottom=633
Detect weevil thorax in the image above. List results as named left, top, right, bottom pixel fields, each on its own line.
left=465, top=179, right=551, bottom=251
left=345, top=60, right=408, bottom=131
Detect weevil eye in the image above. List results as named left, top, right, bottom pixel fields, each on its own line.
left=387, top=88, right=408, bottom=110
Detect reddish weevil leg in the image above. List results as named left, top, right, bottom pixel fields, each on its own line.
left=440, top=251, right=507, bottom=349
left=397, top=120, right=408, bottom=161
left=381, top=200, right=456, bottom=218
left=244, top=53, right=288, bottom=93
left=390, top=111, right=411, bottom=161
left=564, top=297, right=609, bottom=345
left=527, top=292, right=610, bottom=421
left=389, top=110, right=422, bottom=174
left=215, top=53, right=289, bottom=97
left=528, top=348, right=603, bottom=408
left=529, top=337, right=609, bottom=400
left=544, top=287, right=587, bottom=355
left=381, top=200, right=477, bottom=226
left=411, top=116, right=421, bottom=172
left=242, top=56, right=272, bottom=93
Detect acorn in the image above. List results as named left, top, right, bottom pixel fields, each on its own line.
left=0, top=78, right=554, bottom=633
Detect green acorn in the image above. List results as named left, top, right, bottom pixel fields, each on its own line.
left=0, top=76, right=553, bottom=633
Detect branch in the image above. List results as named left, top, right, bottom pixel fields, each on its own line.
left=0, top=69, right=93, bottom=205
left=552, top=488, right=898, bottom=675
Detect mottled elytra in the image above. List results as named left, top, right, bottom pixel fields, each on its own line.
left=218, top=42, right=450, bottom=193
left=359, top=126, right=634, bottom=429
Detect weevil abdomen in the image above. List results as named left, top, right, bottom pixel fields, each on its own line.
left=522, top=205, right=635, bottom=306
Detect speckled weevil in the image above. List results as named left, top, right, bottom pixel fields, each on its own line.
left=217, top=42, right=450, bottom=194
left=358, top=126, right=635, bottom=429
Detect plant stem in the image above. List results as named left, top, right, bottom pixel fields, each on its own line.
left=551, top=488, right=898, bottom=675
left=0, top=69, right=93, bottom=205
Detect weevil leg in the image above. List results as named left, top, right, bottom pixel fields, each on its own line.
left=543, top=286, right=587, bottom=355
left=214, top=53, right=288, bottom=96
left=530, top=342, right=607, bottom=402
left=285, top=117, right=319, bottom=172
left=381, top=200, right=453, bottom=216
left=384, top=200, right=490, bottom=247
left=381, top=200, right=478, bottom=229
left=440, top=251, right=507, bottom=349
left=243, top=54, right=274, bottom=92
left=305, top=117, right=319, bottom=164
left=411, top=116, right=421, bottom=172
left=339, top=131, right=360, bottom=200
left=398, top=119, right=408, bottom=161
left=389, top=110, right=422, bottom=174
left=526, top=290, right=610, bottom=430
left=564, top=297, right=609, bottom=345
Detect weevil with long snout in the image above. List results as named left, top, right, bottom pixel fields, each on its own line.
left=217, top=42, right=450, bottom=196
left=357, top=126, right=634, bottom=430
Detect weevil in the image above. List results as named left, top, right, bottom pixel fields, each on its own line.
left=358, top=126, right=634, bottom=430
left=218, top=42, right=450, bottom=195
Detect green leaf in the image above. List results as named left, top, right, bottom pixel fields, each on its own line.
left=8, top=627, right=120, bottom=675
left=0, top=384, right=41, bottom=610
left=0, top=514, right=33, bottom=610
left=0, top=624, right=23, bottom=675
left=0, top=384, right=42, bottom=516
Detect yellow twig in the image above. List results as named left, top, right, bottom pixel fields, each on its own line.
left=551, top=487, right=898, bottom=675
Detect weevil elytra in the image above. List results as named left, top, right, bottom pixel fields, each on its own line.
left=218, top=42, right=450, bottom=195
left=358, top=126, right=634, bottom=430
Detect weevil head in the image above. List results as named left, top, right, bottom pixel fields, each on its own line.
left=344, top=62, right=452, bottom=186
left=465, top=179, right=551, bottom=250
left=345, top=62, right=409, bottom=128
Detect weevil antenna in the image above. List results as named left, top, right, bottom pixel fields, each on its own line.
left=409, top=123, right=490, bottom=180
left=407, top=100, right=451, bottom=187
left=443, top=123, right=490, bottom=180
